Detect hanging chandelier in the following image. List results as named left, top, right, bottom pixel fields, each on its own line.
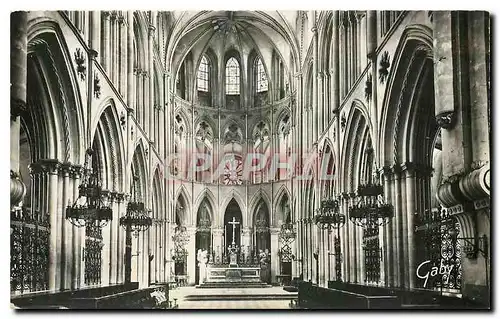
left=314, top=199, right=346, bottom=229
left=120, top=175, right=152, bottom=236
left=349, top=183, right=393, bottom=228
left=66, top=148, right=112, bottom=228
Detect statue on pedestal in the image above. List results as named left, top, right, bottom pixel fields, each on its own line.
left=197, top=249, right=208, bottom=284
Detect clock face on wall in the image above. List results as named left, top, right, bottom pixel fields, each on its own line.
left=223, top=156, right=243, bottom=185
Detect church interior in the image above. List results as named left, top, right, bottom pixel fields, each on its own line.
left=10, top=10, right=491, bottom=309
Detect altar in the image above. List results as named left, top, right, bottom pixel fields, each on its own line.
left=196, top=217, right=269, bottom=288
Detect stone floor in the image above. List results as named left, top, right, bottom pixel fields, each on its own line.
left=169, top=286, right=297, bottom=310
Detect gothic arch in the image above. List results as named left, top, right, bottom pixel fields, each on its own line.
left=174, top=185, right=191, bottom=226
left=152, top=166, right=164, bottom=221
left=341, top=107, right=369, bottom=193
left=131, top=142, right=148, bottom=206
left=273, top=185, right=292, bottom=223
left=248, top=190, right=273, bottom=226
left=379, top=24, right=433, bottom=167
left=219, top=191, right=246, bottom=227
left=26, top=21, right=85, bottom=164
left=193, top=188, right=217, bottom=225
left=91, top=101, right=126, bottom=192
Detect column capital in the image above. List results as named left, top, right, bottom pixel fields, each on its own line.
left=148, top=24, right=156, bottom=36
left=110, top=11, right=118, bottom=20
left=117, top=15, right=126, bottom=25
left=59, top=162, right=72, bottom=176
left=102, top=11, right=111, bottom=19
left=35, top=159, right=61, bottom=175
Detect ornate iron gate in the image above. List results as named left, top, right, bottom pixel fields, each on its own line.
left=363, top=226, right=381, bottom=283
left=10, top=208, right=50, bottom=293
left=333, top=235, right=342, bottom=281
left=84, top=222, right=103, bottom=286
left=415, top=206, right=462, bottom=291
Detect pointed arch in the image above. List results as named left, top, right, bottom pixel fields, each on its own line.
left=248, top=189, right=273, bottom=226
left=174, top=184, right=191, bottom=226
left=26, top=21, right=86, bottom=164
left=273, top=185, right=292, bottom=223
left=379, top=24, right=433, bottom=167
left=220, top=191, right=246, bottom=227
left=193, top=188, right=217, bottom=225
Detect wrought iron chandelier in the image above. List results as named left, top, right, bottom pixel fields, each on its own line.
left=66, top=148, right=112, bottom=228
left=120, top=175, right=152, bottom=236
left=314, top=199, right=346, bottom=229
left=349, top=183, right=393, bottom=228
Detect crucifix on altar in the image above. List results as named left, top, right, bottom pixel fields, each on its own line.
left=227, top=216, right=240, bottom=266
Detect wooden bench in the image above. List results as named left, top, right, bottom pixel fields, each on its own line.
left=298, top=281, right=400, bottom=309
left=11, top=283, right=139, bottom=309
left=328, top=281, right=488, bottom=309
left=70, top=285, right=171, bottom=309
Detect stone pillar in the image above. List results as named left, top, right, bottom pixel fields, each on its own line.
left=70, top=167, right=82, bottom=289
left=10, top=11, right=27, bottom=209
left=186, top=227, right=197, bottom=285
left=101, top=11, right=111, bottom=71
left=127, top=11, right=134, bottom=108
left=312, top=21, right=319, bottom=142
left=391, top=166, right=401, bottom=287
left=44, top=160, right=60, bottom=291
left=60, top=164, right=72, bottom=290
left=110, top=11, right=118, bottom=83
left=403, top=165, right=416, bottom=289
left=101, top=192, right=111, bottom=286
left=270, top=228, right=280, bottom=284
left=148, top=24, right=155, bottom=140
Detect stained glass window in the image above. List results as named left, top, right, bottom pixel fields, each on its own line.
left=225, top=57, right=240, bottom=95
left=256, top=58, right=268, bottom=92
left=197, top=55, right=209, bottom=92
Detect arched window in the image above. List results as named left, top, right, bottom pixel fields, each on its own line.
left=256, top=58, right=268, bottom=92
left=197, top=55, right=209, bottom=92
left=225, top=57, right=240, bottom=95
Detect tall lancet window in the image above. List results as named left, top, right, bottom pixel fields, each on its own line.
left=225, top=57, right=240, bottom=95
left=197, top=55, right=209, bottom=92
left=256, top=58, right=268, bottom=92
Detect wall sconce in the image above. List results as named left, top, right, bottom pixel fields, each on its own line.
left=448, top=228, right=488, bottom=259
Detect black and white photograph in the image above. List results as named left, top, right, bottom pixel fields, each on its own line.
left=9, top=9, right=492, bottom=310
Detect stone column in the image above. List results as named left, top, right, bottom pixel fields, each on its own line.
left=148, top=24, right=155, bottom=140
left=186, top=227, right=197, bottom=285
left=10, top=11, right=27, bottom=209
left=127, top=11, right=134, bottom=108
left=403, top=164, right=416, bottom=289
left=101, top=192, right=111, bottom=286
left=270, top=228, right=280, bottom=284
left=391, top=166, right=401, bottom=287
left=43, top=160, right=60, bottom=291
left=101, top=11, right=111, bottom=71
left=60, top=164, right=72, bottom=290
left=312, top=22, right=319, bottom=142
left=116, top=193, right=126, bottom=284
left=110, top=11, right=117, bottom=83
left=70, top=167, right=82, bottom=289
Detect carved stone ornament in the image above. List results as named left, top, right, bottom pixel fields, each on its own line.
left=364, top=73, right=372, bottom=101
left=436, top=111, right=455, bottom=129
left=120, top=111, right=126, bottom=129
left=74, top=48, right=86, bottom=81
left=379, top=51, right=391, bottom=84
left=94, top=72, right=101, bottom=99
left=340, top=113, right=346, bottom=131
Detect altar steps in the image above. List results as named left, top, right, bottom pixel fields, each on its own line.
left=196, top=282, right=271, bottom=289
left=181, top=287, right=297, bottom=302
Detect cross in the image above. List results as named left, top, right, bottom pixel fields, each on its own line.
left=228, top=216, right=240, bottom=246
